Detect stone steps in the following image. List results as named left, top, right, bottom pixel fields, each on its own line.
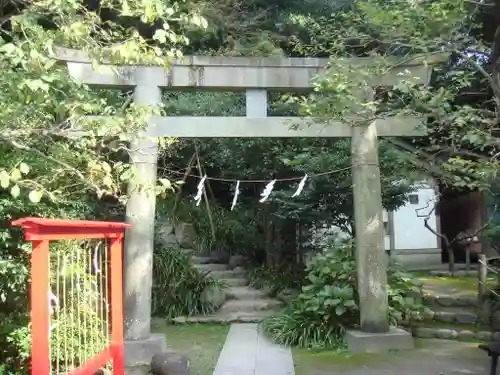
left=192, top=256, right=216, bottom=264
left=226, top=286, right=267, bottom=300
left=219, top=299, right=283, bottom=314
left=222, top=278, right=249, bottom=287
left=209, top=269, right=246, bottom=279
left=411, top=324, right=497, bottom=341
left=429, top=306, right=479, bottom=325
left=195, top=263, right=229, bottom=272
left=429, top=270, right=478, bottom=277
left=423, top=294, right=478, bottom=308
left=173, top=310, right=276, bottom=324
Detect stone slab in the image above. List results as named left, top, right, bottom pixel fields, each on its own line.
left=124, top=333, right=167, bottom=367
left=213, top=324, right=258, bottom=374
left=255, top=326, right=294, bottom=375
left=56, top=47, right=436, bottom=90
left=213, top=323, right=294, bottom=375
left=346, top=327, right=414, bottom=354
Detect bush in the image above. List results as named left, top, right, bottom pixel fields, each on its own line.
left=247, top=265, right=305, bottom=297
left=152, top=245, right=227, bottom=318
left=262, top=238, right=423, bottom=349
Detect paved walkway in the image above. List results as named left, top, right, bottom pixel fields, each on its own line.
left=213, top=323, right=294, bottom=375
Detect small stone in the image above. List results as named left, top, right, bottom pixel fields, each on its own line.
left=423, top=295, right=436, bottom=306
left=232, top=266, right=246, bottom=275
left=475, top=331, right=493, bottom=341
left=423, top=308, right=435, bottom=320
left=454, top=270, right=467, bottom=277
left=228, top=255, right=249, bottom=268
left=413, top=327, right=436, bottom=338
left=435, top=296, right=456, bottom=307
left=175, top=223, right=197, bottom=249
left=458, top=330, right=475, bottom=340
left=151, top=351, right=189, bottom=375
left=436, top=329, right=457, bottom=339
left=435, top=311, right=455, bottom=323
left=209, top=251, right=229, bottom=263
left=156, top=220, right=178, bottom=246
left=455, top=312, right=477, bottom=324
left=456, top=296, right=477, bottom=307
left=172, top=316, right=187, bottom=324
left=466, top=270, right=479, bottom=277
left=201, top=285, right=226, bottom=307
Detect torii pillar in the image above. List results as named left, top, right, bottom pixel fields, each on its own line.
left=122, top=68, right=167, bottom=372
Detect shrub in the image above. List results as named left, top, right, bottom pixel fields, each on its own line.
left=262, top=238, right=423, bottom=349
left=247, top=265, right=305, bottom=297
left=152, top=245, right=227, bottom=318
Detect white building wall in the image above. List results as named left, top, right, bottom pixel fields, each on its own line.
left=307, top=182, right=442, bottom=268
left=392, top=185, right=439, bottom=250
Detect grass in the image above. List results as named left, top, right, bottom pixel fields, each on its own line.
left=292, top=339, right=482, bottom=375
left=151, top=320, right=229, bottom=375
left=414, top=272, right=497, bottom=293
left=291, top=341, right=429, bottom=375
left=292, top=348, right=385, bottom=375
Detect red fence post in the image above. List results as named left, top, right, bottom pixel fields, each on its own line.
left=110, top=236, right=125, bottom=375
left=30, top=239, right=51, bottom=375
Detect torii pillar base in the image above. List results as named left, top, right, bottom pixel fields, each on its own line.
left=124, top=334, right=167, bottom=375
left=345, top=327, right=414, bottom=354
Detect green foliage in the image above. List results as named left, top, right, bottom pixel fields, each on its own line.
left=247, top=265, right=305, bottom=297
left=484, top=224, right=500, bottom=253
left=262, top=238, right=423, bottom=349
left=152, top=245, right=227, bottom=318
left=160, top=197, right=262, bottom=257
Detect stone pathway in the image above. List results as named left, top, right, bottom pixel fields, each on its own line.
left=212, top=323, right=294, bottom=375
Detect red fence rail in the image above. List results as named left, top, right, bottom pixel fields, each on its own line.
left=12, top=217, right=130, bottom=375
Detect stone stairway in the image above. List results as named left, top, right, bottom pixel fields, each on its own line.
left=173, top=255, right=282, bottom=323
left=407, top=279, right=500, bottom=341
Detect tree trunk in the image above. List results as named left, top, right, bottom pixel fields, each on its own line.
left=447, top=244, right=456, bottom=275
left=465, top=246, right=471, bottom=272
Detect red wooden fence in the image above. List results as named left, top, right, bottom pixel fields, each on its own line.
left=12, top=217, right=130, bottom=375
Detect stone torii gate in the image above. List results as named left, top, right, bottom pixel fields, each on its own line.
left=56, top=48, right=432, bottom=365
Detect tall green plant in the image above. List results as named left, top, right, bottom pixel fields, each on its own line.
left=152, top=245, right=226, bottom=318
left=262, top=238, right=423, bottom=349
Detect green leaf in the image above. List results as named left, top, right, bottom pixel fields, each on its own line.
left=28, top=190, right=43, bottom=203
left=10, top=185, right=20, bottom=198
left=101, top=162, right=112, bottom=173
left=103, top=176, right=114, bottom=187
left=335, top=306, right=346, bottom=316
left=159, top=178, right=172, bottom=189
left=344, top=299, right=356, bottom=307
left=10, top=169, right=21, bottom=181
left=19, top=163, right=30, bottom=175
left=0, top=171, right=10, bottom=188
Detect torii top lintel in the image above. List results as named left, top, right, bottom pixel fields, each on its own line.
left=54, top=47, right=444, bottom=91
